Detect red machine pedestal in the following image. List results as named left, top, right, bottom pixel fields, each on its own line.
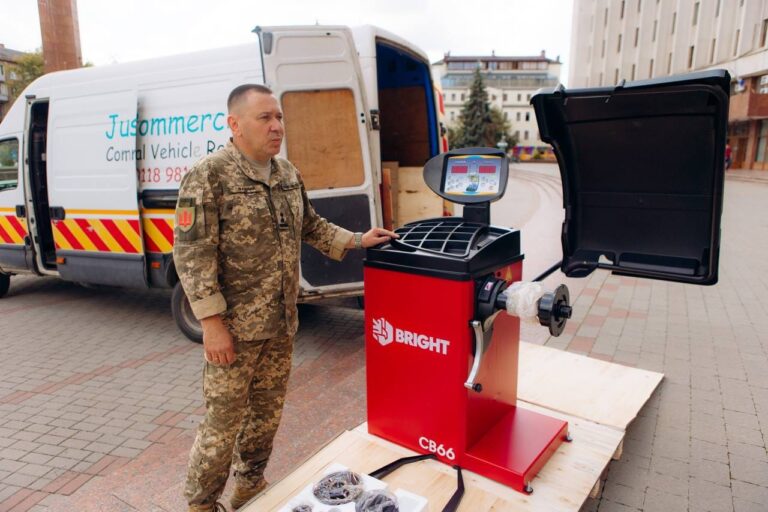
left=365, top=263, right=568, bottom=493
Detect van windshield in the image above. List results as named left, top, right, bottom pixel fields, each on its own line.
left=0, top=138, right=19, bottom=191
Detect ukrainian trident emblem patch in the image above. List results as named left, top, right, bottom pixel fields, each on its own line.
left=176, top=206, right=196, bottom=232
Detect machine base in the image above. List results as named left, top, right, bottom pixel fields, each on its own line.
left=463, top=405, right=569, bottom=493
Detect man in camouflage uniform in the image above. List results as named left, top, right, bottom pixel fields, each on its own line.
left=174, top=84, right=396, bottom=512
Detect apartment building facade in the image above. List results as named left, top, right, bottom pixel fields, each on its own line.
left=570, top=0, right=768, bottom=170
left=0, top=45, right=29, bottom=122
left=432, top=52, right=561, bottom=156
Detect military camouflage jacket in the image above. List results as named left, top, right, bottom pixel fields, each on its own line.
left=173, top=141, right=353, bottom=341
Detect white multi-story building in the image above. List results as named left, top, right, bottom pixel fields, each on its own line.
left=570, top=0, right=768, bottom=171
left=431, top=52, right=562, bottom=153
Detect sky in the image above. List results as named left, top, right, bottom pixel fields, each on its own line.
left=1, top=0, right=574, bottom=85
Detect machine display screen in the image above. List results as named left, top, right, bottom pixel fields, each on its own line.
left=443, top=155, right=503, bottom=196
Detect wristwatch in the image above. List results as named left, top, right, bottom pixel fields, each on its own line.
left=354, top=232, right=363, bottom=249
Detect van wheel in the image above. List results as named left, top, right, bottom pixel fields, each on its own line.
left=171, top=282, right=203, bottom=343
left=0, top=274, right=9, bottom=298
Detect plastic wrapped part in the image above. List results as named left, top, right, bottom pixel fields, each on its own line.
left=504, top=281, right=545, bottom=322
left=313, top=471, right=364, bottom=505
left=291, top=505, right=314, bottom=512
left=356, top=490, right=400, bottom=512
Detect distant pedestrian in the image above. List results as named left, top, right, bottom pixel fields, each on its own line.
left=725, top=143, right=732, bottom=170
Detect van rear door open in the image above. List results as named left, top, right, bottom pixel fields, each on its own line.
left=46, top=89, right=147, bottom=288
left=259, top=26, right=377, bottom=295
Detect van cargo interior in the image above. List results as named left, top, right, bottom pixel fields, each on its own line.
left=376, top=41, right=439, bottom=166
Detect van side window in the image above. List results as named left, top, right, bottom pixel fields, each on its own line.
left=0, top=138, right=19, bottom=191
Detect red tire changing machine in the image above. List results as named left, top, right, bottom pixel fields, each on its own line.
left=363, top=70, right=731, bottom=502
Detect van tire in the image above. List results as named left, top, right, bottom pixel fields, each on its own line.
left=171, top=282, right=203, bottom=343
left=0, top=274, right=9, bottom=298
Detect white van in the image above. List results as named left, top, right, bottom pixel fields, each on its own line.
left=0, top=25, right=447, bottom=341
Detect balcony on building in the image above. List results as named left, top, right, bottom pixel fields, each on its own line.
left=729, top=76, right=768, bottom=122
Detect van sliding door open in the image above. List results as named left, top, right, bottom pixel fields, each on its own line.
left=46, top=90, right=147, bottom=288
left=259, top=26, right=377, bottom=296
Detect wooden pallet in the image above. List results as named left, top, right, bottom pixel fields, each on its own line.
left=244, top=343, right=663, bottom=511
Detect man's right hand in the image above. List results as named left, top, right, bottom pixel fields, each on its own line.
left=200, top=315, right=236, bottom=366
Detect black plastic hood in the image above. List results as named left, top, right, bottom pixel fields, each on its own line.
left=531, top=70, right=730, bottom=285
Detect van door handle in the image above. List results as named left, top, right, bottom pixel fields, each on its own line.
left=49, top=207, right=65, bottom=221
left=15, top=205, right=25, bottom=218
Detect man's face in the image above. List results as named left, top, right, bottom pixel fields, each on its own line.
left=228, top=91, right=284, bottom=161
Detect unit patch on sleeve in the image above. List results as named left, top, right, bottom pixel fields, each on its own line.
left=176, top=198, right=196, bottom=233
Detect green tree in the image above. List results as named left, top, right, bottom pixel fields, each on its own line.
left=8, top=50, right=45, bottom=98
left=451, top=68, right=516, bottom=150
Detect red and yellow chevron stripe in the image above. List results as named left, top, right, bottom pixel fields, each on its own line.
left=0, top=208, right=28, bottom=245
left=1, top=207, right=177, bottom=255
left=53, top=217, right=143, bottom=254
left=141, top=209, right=175, bottom=254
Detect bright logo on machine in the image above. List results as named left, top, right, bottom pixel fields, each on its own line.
left=371, top=317, right=450, bottom=356
left=372, top=317, right=394, bottom=346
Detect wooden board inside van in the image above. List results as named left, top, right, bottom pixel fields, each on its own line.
left=379, top=86, right=430, bottom=167
left=391, top=166, right=443, bottom=226
left=282, top=89, right=365, bottom=191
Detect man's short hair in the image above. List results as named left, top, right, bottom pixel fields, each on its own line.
left=227, top=84, right=273, bottom=112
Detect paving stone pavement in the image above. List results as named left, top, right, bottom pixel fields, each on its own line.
left=0, top=169, right=766, bottom=511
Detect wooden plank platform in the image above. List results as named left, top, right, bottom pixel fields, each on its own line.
left=244, top=343, right=664, bottom=511
left=518, top=342, right=663, bottom=430
left=245, top=406, right=623, bottom=512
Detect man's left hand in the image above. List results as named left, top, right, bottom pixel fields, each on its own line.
left=361, top=227, right=399, bottom=248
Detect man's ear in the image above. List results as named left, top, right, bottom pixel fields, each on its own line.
left=227, top=114, right=239, bottom=136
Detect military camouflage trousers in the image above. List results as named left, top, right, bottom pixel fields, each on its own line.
left=185, top=335, right=293, bottom=506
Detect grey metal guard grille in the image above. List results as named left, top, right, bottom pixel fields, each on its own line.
left=392, top=219, right=485, bottom=257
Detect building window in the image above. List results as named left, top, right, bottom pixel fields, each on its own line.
left=491, top=95, right=497, bottom=101
left=526, top=94, right=531, bottom=101
left=516, top=112, right=521, bottom=121
left=517, top=93, right=522, bottom=101
left=0, top=138, right=20, bottom=191
left=504, top=111, right=508, bottom=120
left=461, top=93, right=465, bottom=101
left=631, top=64, right=636, bottom=80
left=668, top=52, right=673, bottom=73
left=503, top=93, right=508, bottom=101
left=761, top=19, right=768, bottom=47
left=524, top=130, right=529, bottom=140
left=451, top=93, right=456, bottom=101
left=618, top=34, right=622, bottom=52
left=649, top=58, right=654, bottom=76
left=653, top=20, right=657, bottom=42
left=450, top=111, right=455, bottom=121
left=634, top=28, right=639, bottom=47
left=688, top=46, right=695, bottom=68
left=711, top=38, right=717, bottom=62
left=757, top=120, right=768, bottom=162
left=515, top=130, right=520, bottom=140
left=693, top=2, right=699, bottom=25
left=525, top=112, right=530, bottom=121
left=734, top=29, right=740, bottom=56
left=0, top=64, right=4, bottom=77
